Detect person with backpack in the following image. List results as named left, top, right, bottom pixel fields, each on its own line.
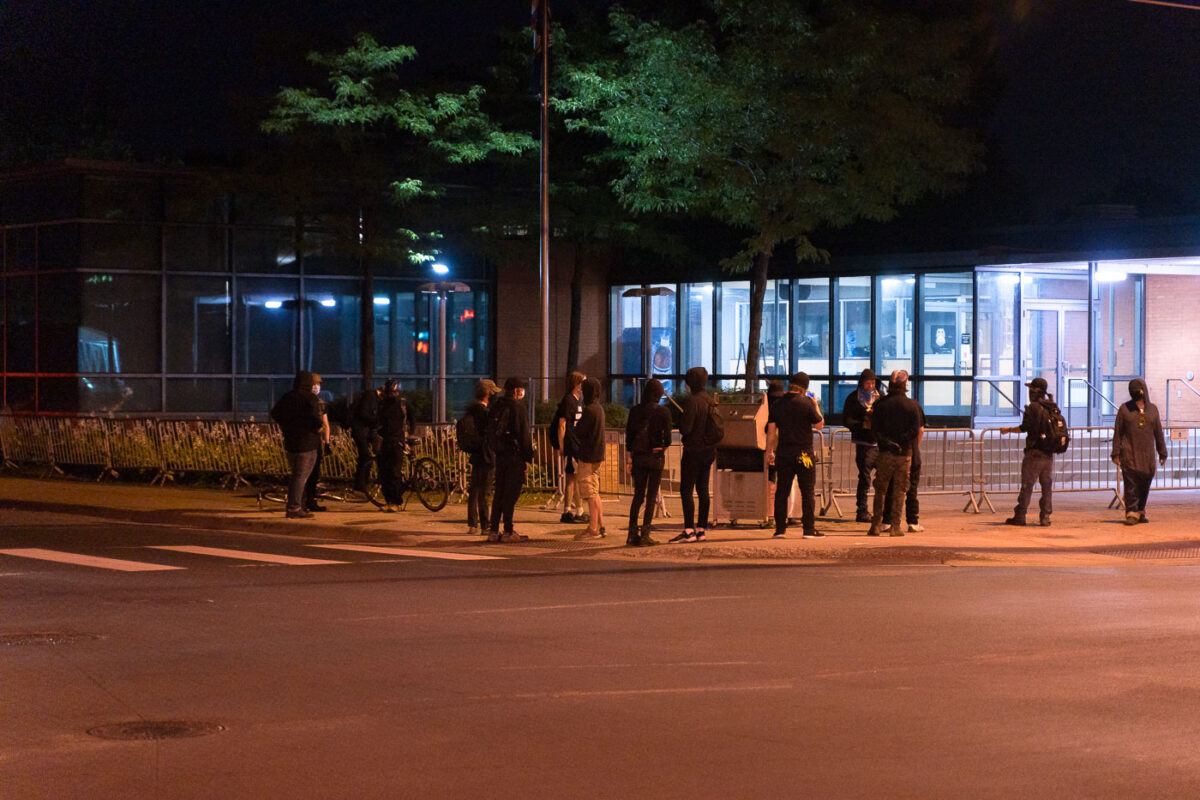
left=551, top=372, right=587, bottom=524
left=766, top=372, right=825, bottom=539
left=486, top=377, right=534, bottom=542
left=1000, top=377, right=1060, bottom=527
left=672, top=366, right=722, bottom=543
left=376, top=379, right=414, bottom=512
left=624, top=378, right=672, bottom=547
left=349, top=383, right=380, bottom=494
left=1111, top=378, right=1168, bottom=525
left=459, top=378, right=499, bottom=535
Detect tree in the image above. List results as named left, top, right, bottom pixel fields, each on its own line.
left=561, top=0, right=983, bottom=388
left=262, top=34, right=535, bottom=390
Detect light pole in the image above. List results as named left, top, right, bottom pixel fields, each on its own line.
left=419, top=280, right=471, bottom=423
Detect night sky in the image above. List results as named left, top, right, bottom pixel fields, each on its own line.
left=3, top=0, right=1199, bottom=224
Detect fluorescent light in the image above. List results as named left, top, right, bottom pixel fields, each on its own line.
left=1095, top=270, right=1127, bottom=283
left=319, top=298, right=336, bottom=308
left=904, top=277, right=916, bottom=285
left=374, top=297, right=391, bottom=306
left=264, top=300, right=283, bottom=310
left=432, top=263, right=450, bottom=275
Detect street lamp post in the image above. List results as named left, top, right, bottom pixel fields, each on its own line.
left=419, top=280, right=471, bottom=423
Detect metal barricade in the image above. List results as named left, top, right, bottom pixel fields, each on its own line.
left=154, top=420, right=236, bottom=485
left=976, top=426, right=1121, bottom=513
left=41, top=416, right=112, bottom=479
left=411, top=423, right=468, bottom=501
left=321, top=428, right=359, bottom=483
left=0, top=413, right=51, bottom=470
left=103, top=418, right=163, bottom=477
left=1158, top=427, right=1200, bottom=490
left=229, top=421, right=289, bottom=482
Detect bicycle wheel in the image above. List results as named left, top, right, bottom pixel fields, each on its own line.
left=363, top=483, right=388, bottom=509
left=411, top=457, right=450, bottom=512
left=259, top=486, right=287, bottom=506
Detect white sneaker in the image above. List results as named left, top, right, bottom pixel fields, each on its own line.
left=907, top=523, right=924, bottom=533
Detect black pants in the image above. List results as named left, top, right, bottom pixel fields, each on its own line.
left=1122, top=468, right=1154, bottom=514
left=377, top=440, right=406, bottom=505
left=303, top=447, right=323, bottom=508
left=774, top=454, right=817, bottom=535
left=489, top=453, right=525, bottom=533
left=854, top=445, right=879, bottom=517
left=351, top=427, right=374, bottom=492
left=884, top=458, right=921, bottom=525
left=628, top=456, right=664, bottom=531
left=467, top=460, right=494, bottom=528
left=679, top=447, right=716, bottom=531
left=1013, top=449, right=1054, bottom=521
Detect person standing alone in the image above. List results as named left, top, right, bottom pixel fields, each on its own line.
left=766, top=373, right=825, bottom=539
left=270, top=371, right=325, bottom=519
left=1000, top=377, right=1059, bottom=527
left=1112, top=378, right=1167, bottom=525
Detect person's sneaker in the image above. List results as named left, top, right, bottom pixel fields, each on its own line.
left=802, top=530, right=824, bottom=539
left=499, top=531, right=529, bottom=543
left=1139, top=514, right=1149, bottom=524
left=669, top=530, right=696, bottom=544
left=467, top=525, right=480, bottom=535
left=559, top=512, right=576, bottom=524
left=1124, top=513, right=1139, bottom=526
left=855, top=512, right=872, bottom=523
left=486, top=530, right=502, bottom=542
left=773, top=531, right=788, bottom=538
left=693, top=530, right=706, bottom=542
left=907, top=523, right=924, bottom=533
left=867, top=526, right=881, bottom=537
left=573, top=529, right=604, bottom=540
left=889, top=529, right=905, bottom=537
left=286, top=509, right=313, bottom=519
left=1004, top=517, right=1026, bottom=526
left=1038, top=518, right=1051, bottom=527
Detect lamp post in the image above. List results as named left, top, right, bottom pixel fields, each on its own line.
left=419, top=280, right=471, bottom=423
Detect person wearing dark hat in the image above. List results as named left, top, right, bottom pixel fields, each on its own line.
left=1111, top=378, right=1167, bottom=525
left=486, top=377, right=535, bottom=542
left=868, top=370, right=922, bottom=537
left=672, top=366, right=718, bottom=543
left=349, top=382, right=381, bottom=494
left=624, top=378, right=672, bottom=546
left=1000, top=377, right=1056, bottom=526
left=842, top=368, right=882, bottom=522
left=766, top=372, right=825, bottom=538
left=463, top=379, right=500, bottom=535
left=270, top=370, right=325, bottom=519
left=376, top=378, right=415, bottom=511
left=301, top=372, right=332, bottom=512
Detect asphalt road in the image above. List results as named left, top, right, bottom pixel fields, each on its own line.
left=5, top=510, right=1200, bottom=799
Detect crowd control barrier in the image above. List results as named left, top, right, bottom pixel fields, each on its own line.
left=975, top=427, right=1122, bottom=512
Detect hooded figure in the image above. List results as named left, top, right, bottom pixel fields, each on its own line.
left=1112, top=377, right=1168, bottom=524
left=270, top=370, right=325, bottom=517
left=675, top=366, right=716, bottom=542
left=624, top=378, right=673, bottom=546
left=842, top=367, right=882, bottom=522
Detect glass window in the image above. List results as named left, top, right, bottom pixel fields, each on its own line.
left=716, top=281, right=749, bottom=377
left=74, top=377, right=161, bottom=414
left=373, top=285, right=431, bottom=375
left=834, top=276, right=871, bottom=376
left=235, top=277, right=299, bottom=375
left=793, top=278, right=830, bottom=377
left=234, top=377, right=294, bottom=416
left=6, top=228, right=37, bottom=272
left=876, top=275, right=914, bottom=376
left=233, top=227, right=297, bottom=274
left=445, top=285, right=490, bottom=375
left=920, top=272, right=973, bottom=417
left=6, top=376, right=35, bottom=412
left=37, top=273, right=82, bottom=373
left=167, top=276, right=232, bottom=374
left=165, top=225, right=227, bottom=272
left=303, top=230, right=359, bottom=276
left=612, top=285, right=643, bottom=375
left=679, top=283, right=713, bottom=374
left=1098, top=271, right=1143, bottom=410
left=648, top=285, right=677, bottom=376
left=167, top=379, right=232, bottom=413
left=80, top=223, right=159, bottom=270
left=80, top=273, right=161, bottom=374
left=306, top=279, right=361, bottom=376
left=762, top=280, right=790, bottom=377
left=6, top=275, right=35, bottom=371
left=975, top=271, right=1020, bottom=419
left=82, top=176, right=157, bottom=220
left=37, top=224, right=80, bottom=269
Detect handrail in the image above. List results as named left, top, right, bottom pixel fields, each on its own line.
left=1165, top=378, right=1200, bottom=427
left=973, top=378, right=1021, bottom=415
left=1066, top=377, right=1120, bottom=427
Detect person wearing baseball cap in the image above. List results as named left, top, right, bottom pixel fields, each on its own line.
left=1000, top=377, right=1055, bottom=526
left=462, top=379, right=500, bottom=535
left=867, top=370, right=922, bottom=537
left=486, top=377, right=534, bottom=542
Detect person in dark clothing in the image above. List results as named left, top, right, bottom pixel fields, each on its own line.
left=270, top=370, right=325, bottom=519
left=300, top=373, right=332, bottom=512
left=553, top=371, right=587, bottom=523
left=464, top=379, right=499, bottom=534
left=841, top=368, right=881, bottom=522
left=767, top=372, right=825, bottom=538
left=1112, top=377, right=1168, bottom=524
left=1001, top=377, right=1056, bottom=527
left=625, top=378, right=672, bottom=546
left=764, top=379, right=787, bottom=522
left=673, top=366, right=717, bottom=543
left=376, top=379, right=415, bottom=511
left=883, top=391, right=926, bottom=532
left=349, top=383, right=380, bottom=493
left=573, top=377, right=607, bottom=540
left=487, top=377, right=535, bottom=542
left=868, top=370, right=922, bottom=537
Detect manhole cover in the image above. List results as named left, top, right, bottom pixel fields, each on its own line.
left=1096, top=545, right=1200, bottom=560
left=87, top=721, right=225, bottom=740
left=1, top=632, right=103, bottom=646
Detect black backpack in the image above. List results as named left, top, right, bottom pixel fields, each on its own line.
left=701, top=401, right=725, bottom=447
left=486, top=402, right=516, bottom=455
left=1036, top=398, right=1070, bottom=454
left=456, top=409, right=483, bottom=453
left=629, top=408, right=651, bottom=454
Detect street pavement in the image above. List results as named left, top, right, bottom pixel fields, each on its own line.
left=3, top=474, right=1198, bottom=566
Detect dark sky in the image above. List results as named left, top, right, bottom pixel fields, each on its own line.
left=3, top=0, right=1199, bottom=223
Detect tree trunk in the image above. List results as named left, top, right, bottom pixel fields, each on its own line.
left=743, top=252, right=770, bottom=391
left=566, top=245, right=583, bottom=375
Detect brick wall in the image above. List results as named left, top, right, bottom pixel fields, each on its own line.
left=1145, top=274, right=1200, bottom=426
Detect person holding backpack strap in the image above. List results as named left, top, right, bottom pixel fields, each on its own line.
left=1000, top=377, right=1056, bottom=527
left=624, top=378, right=672, bottom=547
left=462, top=379, right=499, bottom=535
left=1111, top=377, right=1168, bottom=525
left=672, top=366, right=718, bottom=543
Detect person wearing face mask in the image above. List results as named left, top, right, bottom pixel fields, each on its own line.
left=1112, top=378, right=1168, bottom=525
left=302, top=372, right=332, bottom=513
left=841, top=368, right=881, bottom=522
left=270, top=371, right=325, bottom=519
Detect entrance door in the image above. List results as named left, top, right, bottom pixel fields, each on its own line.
left=1023, top=303, right=1089, bottom=423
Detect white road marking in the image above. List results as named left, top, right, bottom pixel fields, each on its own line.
left=147, top=545, right=346, bottom=566
left=343, top=594, right=748, bottom=621
left=307, top=544, right=504, bottom=561
left=0, top=548, right=184, bottom=572
left=471, top=682, right=793, bottom=701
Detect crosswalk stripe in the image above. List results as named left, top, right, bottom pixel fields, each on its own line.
left=308, top=544, right=504, bottom=561
left=0, top=548, right=185, bottom=572
left=147, top=545, right=346, bottom=566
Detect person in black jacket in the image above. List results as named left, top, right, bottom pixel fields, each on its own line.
left=625, top=378, right=672, bottom=546
left=868, top=370, right=922, bottom=537
left=573, top=377, right=607, bottom=540
left=673, top=366, right=717, bottom=543
left=767, top=373, right=825, bottom=538
left=841, top=368, right=881, bottom=522
left=1000, top=377, right=1056, bottom=527
left=1112, top=377, right=1168, bottom=525
left=349, top=383, right=380, bottom=494
left=270, top=370, right=325, bottom=519
left=301, top=372, right=332, bottom=512
left=487, top=377, right=535, bottom=542
left=464, top=378, right=499, bottom=535
left=376, top=379, right=415, bottom=511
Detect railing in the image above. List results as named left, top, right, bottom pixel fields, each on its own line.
left=1165, top=379, right=1200, bottom=427
left=974, top=378, right=1022, bottom=417
left=974, top=426, right=1122, bottom=512
left=1066, top=377, right=1120, bottom=427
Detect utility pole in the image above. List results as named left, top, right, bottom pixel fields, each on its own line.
left=535, top=0, right=551, bottom=403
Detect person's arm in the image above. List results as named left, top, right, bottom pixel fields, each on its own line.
left=1111, top=409, right=1124, bottom=466
left=841, top=394, right=860, bottom=431
left=1154, top=409, right=1168, bottom=464
left=812, top=396, right=824, bottom=432
left=765, top=422, right=778, bottom=466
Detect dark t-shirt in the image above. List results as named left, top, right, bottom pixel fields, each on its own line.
left=555, top=392, right=582, bottom=456
left=768, top=392, right=822, bottom=457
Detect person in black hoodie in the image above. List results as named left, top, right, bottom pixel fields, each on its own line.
left=487, top=377, right=535, bottom=542
left=376, top=379, right=415, bottom=511
left=1000, top=377, right=1056, bottom=527
left=573, top=377, right=607, bottom=540
left=841, top=368, right=881, bottom=522
left=625, top=378, right=672, bottom=546
left=463, top=378, right=499, bottom=534
left=1112, top=377, right=1168, bottom=525
left=868, top=370, right=922, bottom=537
left=349, top=383, right=380, bottom=494
left=673, top=366, right=717, bottom=543
left=270, top=370, right=325, bottom=519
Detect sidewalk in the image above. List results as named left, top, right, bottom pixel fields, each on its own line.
left=3, top=475, right=1200, bottom=566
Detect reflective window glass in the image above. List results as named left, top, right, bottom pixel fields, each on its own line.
left=80, top=273, right=160, bottom=374
left=920, top=272, right=973, bottom=417
left=80, top=223, right=159, bottom=270
left=233, top=227, right=296, bottom=274
left=167, top=379, right=232, bottom=413
left=648, top=285, right=677, bottom=377
left=876, top=275, right=914, bottom=376
left=165, top=225, right=227, bottom=272
left=6, top=275, right=35, bottom=371
left=167, top=276, right=232, bottom=374
left=235, top=278, right=299, bottom=375
left=834, top=277, right=871, bottom=376
left=975, top=271, right=1020, bottom=419
left=793, top=278, right=830, bottom=377
left=612, top=286, right=642, bottom=374
left=305, top=279, right=361, bottom=376
left=446, top=286, right=490, bottom=375
left=679, top=283, right=713, bottom=374
left=373, top=285, right=432, bottom=375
